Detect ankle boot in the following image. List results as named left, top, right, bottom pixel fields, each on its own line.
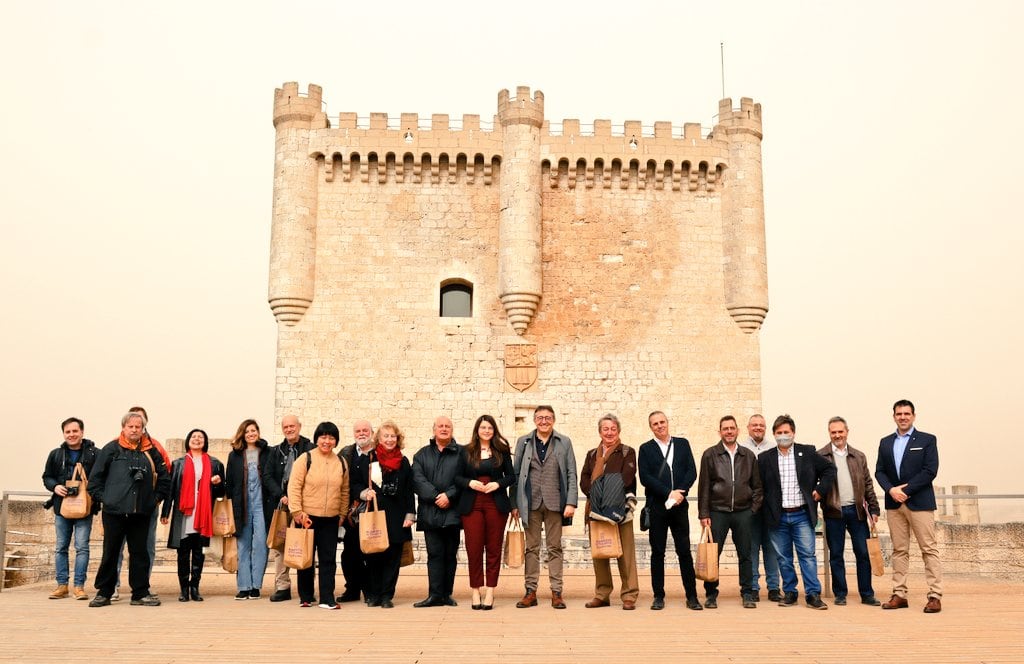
left=178, top=581, right=189, bottom=602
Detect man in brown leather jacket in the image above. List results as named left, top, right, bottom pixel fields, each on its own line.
left=697, top=415, right=762, bottom=609
left=817, top=416, right=881, bottom=606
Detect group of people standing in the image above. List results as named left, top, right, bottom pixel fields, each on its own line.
left=42, top=400, right=942, bottom=614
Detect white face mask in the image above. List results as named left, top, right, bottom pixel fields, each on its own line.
left=775, top=434, right=794, bottom=448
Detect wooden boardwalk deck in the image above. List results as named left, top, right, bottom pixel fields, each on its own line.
left=1, top=568, right=1022, bottom=663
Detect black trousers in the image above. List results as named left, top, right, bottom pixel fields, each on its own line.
left=704, top=508, right=754, bottom=598
left=95, top=511, right=152, bottom=600
left=176, top=533, right=206, bottom=589
left=648, top=503, right=698, bottom=600
left=340, top=521, right=366, bottom=598
left=297, top=515, right=338, bottom=604
left=423, top=526, right=460, bottom=598
left=365, top=541, right=403, bottom=601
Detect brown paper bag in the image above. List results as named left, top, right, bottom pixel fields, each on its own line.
left=267, top=507, right=289, bottom=552
left=589, top=519, right=622, bottom=559
left=221, top=536, right=239, bottom=573
left=283, top=523, right=314, bottom=569
left=400, top=540, right=415, bottom=567
left=867, top=522, right=885, bottom=576
left=503, top=514, right=525, bottom=567
left=359, top=495, right=390, bottom=554
left=59, top=463, right=92, bottom=519
left=695, top=524, right=719, bottom=582
left=212, top=498, right=235, bottom=536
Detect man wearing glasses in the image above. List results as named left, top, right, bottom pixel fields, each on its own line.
left=510, top=406, right=578, bottom=609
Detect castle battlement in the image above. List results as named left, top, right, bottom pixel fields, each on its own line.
left=497, top=86, right=544, bottom=127
left=715, top=97, right=763, bottom=138
left=273, top=82, right=327, bottom=129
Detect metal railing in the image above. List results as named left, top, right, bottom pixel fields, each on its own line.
left=0, top=491, right=50, bottom=592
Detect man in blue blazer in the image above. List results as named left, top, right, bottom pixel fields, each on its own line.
left=638, top=411, right=701, bottom=611
left=875, top=399, right=942, bottom=613
left=759, top=414, right=835, bottom=610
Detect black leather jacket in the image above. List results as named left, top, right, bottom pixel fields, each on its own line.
left=697, top=441, right=762, bottom=519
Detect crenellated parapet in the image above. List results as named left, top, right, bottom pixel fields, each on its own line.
left=268, top=83, right=769, bottom=335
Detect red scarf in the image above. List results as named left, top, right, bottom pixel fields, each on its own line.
left=376, top=445, right=403, bottom=473
left=179, top=453, right=213, bottom=538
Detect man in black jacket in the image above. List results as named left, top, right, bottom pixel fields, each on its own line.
left=42, top=417, right=99, bottom=600
left=638, top=411, right=701, bottom=611
left=758, top=414, right=835, bottom=610
left=697, top=415, right=762, bottom=609
left=88, top=412, right=170, bottom=607
left=265, top=414, right=312, bottom=602
left=336, top=419, right=375, bottom=603
left=411, top=416, right=462, bottom=607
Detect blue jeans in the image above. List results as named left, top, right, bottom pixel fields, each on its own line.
left=750, top=509, right=780, bottom=592
left=54, top=514, right=92, bottom=586
left=236, top=510, right=268, bottom=592
left=770, top=510, right=821, bottom=596
left=824, top=506, right=874, bottom=599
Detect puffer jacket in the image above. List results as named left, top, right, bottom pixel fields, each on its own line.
left=697, top=441, right=762, bottom=519
left=288, top=450, right=350, bottom=518
left=88, top=439, right=171, bottom=516
left=817, top=443, right=880, bottom=521
left=42, top=439, right=100, bottom=514
left=411, top=439, right=462, bottom=531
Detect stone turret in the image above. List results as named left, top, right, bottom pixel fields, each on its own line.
left=496, top=86, right=544, bottom=335
left=717, top=97, right=768, bottom=332
left=268, top=82, right=327, bottom=325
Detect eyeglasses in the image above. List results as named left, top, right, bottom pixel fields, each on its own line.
left=534, top=416, right=554, bottom=422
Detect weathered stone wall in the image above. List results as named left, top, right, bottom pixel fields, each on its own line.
left=268, top=84, right=767, bottom=469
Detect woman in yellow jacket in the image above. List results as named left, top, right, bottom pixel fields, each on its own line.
left=287, top=421, right=350, bottom=609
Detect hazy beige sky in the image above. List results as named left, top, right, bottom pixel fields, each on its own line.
left=2, top=1, right=1022, bottom=505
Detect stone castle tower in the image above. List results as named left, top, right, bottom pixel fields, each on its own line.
left=268, top=82, right=767, bottom=455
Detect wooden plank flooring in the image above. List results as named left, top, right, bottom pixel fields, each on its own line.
left=1, top=569, right=1022, bottom=663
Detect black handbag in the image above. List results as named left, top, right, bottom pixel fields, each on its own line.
left=639, top=505, right=651, bottom=531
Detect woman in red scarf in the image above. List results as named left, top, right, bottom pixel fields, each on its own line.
left=160, top=429, right=225, bottom=602
left=350, top=420, right=414, bottom=608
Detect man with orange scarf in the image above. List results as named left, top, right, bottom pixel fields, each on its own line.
left=580, top=413, right=640, bottom=610
left=88, top=412, right=170, bottom=607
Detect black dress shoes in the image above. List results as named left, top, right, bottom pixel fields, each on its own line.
left=269, top=589, right=292, bottom=602
left=650, top=597, right=665, bottom=610
left=413, top=596, right=445, bottom=608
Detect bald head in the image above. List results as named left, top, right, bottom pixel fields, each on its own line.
left=433, top=416, right=453, bottom=447
left=281, top=414, right=301, bottom=444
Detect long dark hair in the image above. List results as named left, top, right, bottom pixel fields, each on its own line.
left=467, top=414, right=510, bottom=468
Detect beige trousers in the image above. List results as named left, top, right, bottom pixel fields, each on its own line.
left=267, top=547, right=291, bottom=591
left=592, top=521, right=640, bottom=604
left=888, top=504, right=942, bottom=599
left=524, top=506, right=565, bottom=593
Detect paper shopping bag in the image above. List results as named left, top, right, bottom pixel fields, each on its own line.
left=695, top=524, right=719, bottom=582
left=589, top=519, right=622, bottom=559
left=267, top=507, right=290, bottom=552
left=283, top=523, right=314, bottom=569
left=212, top=498, right=235, bottom=536
left=503, top=514, right=526, bottom=567
left=221, top=536, right=239, bottom=573
left=867, top=522, right=885, bottom=577
left=359, top=495, right=390, bottom=554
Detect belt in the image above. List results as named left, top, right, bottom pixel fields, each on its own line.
left=782, top=506, right=805, bottom=513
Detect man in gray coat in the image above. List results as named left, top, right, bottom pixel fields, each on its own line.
left=510, top=406, right=577, bottom=609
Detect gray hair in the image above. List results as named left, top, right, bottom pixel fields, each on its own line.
left=828, top=416, right=848, bottom=429
left=597, top=413, right=621, bottom=432
left=121, top=412, right=145, bottom=428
